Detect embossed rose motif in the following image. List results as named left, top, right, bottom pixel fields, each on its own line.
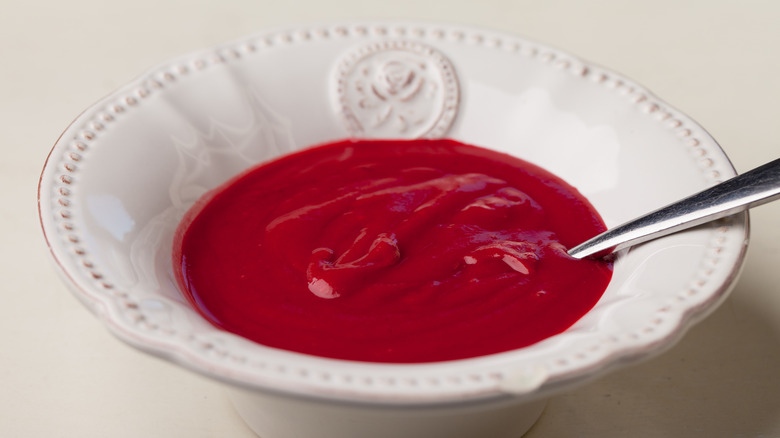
left=352, top=57, right=435, bottom=133
left=335, top=40, right=459, bottom=139
left=372, top=60, right=424, bottom=101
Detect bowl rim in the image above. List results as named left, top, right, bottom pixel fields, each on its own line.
left=37, top=20, right=749, bottom=407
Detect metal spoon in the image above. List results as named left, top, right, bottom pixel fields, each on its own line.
left=568, top=158, right=780, bottom=259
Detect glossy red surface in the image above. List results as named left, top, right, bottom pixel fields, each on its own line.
left=174, top=139, right=612, bottom=363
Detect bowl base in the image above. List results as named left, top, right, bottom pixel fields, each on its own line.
left=228, top=388, right=546, bottom=438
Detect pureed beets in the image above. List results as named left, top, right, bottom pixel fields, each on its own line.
left=173, top=139, right=613, bottom=363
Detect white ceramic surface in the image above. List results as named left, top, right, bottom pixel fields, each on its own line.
left=38, top=22, right=748, bottom=437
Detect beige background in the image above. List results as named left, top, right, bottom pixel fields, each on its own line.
left=3, top=0, right=779, bottom=436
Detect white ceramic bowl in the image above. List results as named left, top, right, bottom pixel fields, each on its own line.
left=38, top=22, right=748, bottom=438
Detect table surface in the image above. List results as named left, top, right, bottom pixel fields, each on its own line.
left=3, top=1, right=779, bottom=437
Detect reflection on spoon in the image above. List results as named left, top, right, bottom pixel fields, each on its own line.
left=568, top=158, right=780, bottom=259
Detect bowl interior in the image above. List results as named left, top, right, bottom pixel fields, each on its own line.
left=39, top=22, right=747, bottom=404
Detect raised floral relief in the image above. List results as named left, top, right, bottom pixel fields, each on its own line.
left=334, top=40, right=459, bottom=139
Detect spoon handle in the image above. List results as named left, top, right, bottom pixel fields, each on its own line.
left=568, top=157, right=780, bottom=259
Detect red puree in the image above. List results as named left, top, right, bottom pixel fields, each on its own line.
left=174, top=139, right=612, bottom=363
